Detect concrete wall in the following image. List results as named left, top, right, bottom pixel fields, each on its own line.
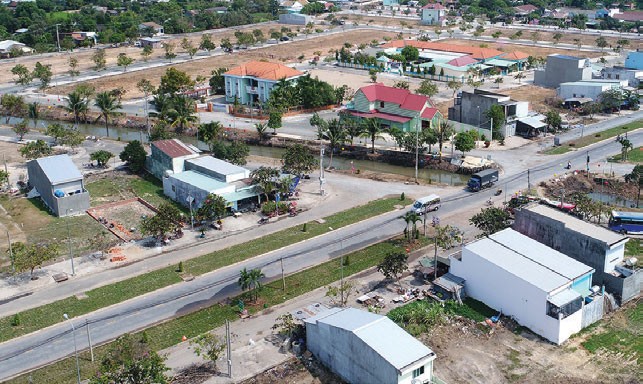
left=513, top=208, right=640, bottom=303
left=601, top=67, right=642, bottom=87
left=421, top=9, right=444, bottom=25
left=448, top=91, right=510, bottom=127
left=162, top=175, right=235, bottom=209
left=581, top=295, right=604, bottom=328
left=306, top=322, right=399, bottom=384
left=27, top=160, right=88, bottom=217
left=278, top=13, right=312, bottom=25
left=146, top=148, right=198, bottom=180
left=534, top=55, right=592, bottom=88
left=450, top=248, right=577, bottom=344
left=557, top=83, right=617, bottom=101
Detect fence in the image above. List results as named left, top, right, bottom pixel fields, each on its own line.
left=337, top=61, right=466, bottom=83
left=228, top=104, right=336, bottom=119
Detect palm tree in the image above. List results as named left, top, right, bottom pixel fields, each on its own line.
left=402, top=211, right=421, bottom=241
left=255, top=122, right=269, bottom=141
left=168, top=95, right=197, bottom=133
left=494, top=77, right=504, bottom=89
left=238, top=267, right=265, bottom=303
left=94, top=91, right=121, bottom=137
left=65, top=91, right=89, bottom=126
left=152, top=93, right=172, bottom=121
left=323, top=118, right=346, bottom=169
left=435, top=119, right=454, bottom=162
left=513, top=72, right=525, bottom=84
left=360, top=118, right=384, bottom=153
left=27, top=102, right=39, bottom=129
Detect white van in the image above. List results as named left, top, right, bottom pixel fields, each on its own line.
left=410, top=194, right=441, bottom=214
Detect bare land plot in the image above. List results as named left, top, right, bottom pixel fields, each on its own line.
left=50, top=29, right=398, bottom=100
left=446, top=38, right=605, bottom=59
left=482, top=28, right=643, bottom=51
left=501, top=85, right=558, bottom=113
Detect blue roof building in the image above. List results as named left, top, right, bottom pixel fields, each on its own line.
left=624, top=50, right=643, bottom=70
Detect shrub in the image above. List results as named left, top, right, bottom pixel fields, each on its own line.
left=400, top=192, right=405, bottom=201
left=11, top=314, right=21, bottom=326
left=178, top=261, right=184, bottom=273
left=261, top=201, right=289, bottom=215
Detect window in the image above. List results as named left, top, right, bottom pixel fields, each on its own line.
left=380, top=101, right=385, bottom=108
left=607, top=74, right=612, bottom=79
left=171, top=185, right=176, bottom=192
left=412, top=366, right=425, bottom=378
left=615, top=74, right=620, bottom=79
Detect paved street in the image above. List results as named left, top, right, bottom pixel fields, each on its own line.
left=0, top=124, right=640, bottom=380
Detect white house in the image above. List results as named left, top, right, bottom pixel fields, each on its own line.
left=450, top=228, right=600, bottom=345
left=0, top=40, right=29, bottom=57
left=557, top=79, right=627, bottom=101
left=601, top=66, right=643, bottom=88
left=305, top=307, right=438, bottom=384
left=224, top=61, right=304, bottom=105
left=138, top=22, right=164, bottom=36
left=421, top=3, right=446, bottom=25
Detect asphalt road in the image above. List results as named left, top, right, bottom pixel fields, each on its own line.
left=0, top=127, right=640, bottom=381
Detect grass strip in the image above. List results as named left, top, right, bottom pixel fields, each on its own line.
left=5, top=236, right=421, bottom=383
left=608, top=146, right=643, bottom=163
left=543, top=121, right=641, bottom=155
left=0, top=197, right=409, bottom=343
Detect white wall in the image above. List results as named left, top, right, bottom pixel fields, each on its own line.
left=398, top=360, right=434, bottom=384
left=604, top=243, right=625, bottom=273
left=450, top=248, right=578, bottom=344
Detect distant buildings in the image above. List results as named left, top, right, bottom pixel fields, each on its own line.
left=534, top=54, right=592, bottom=88
left=345, top=83, right=442, bottom=132
left=600, top=66, right=642, bottom=88
left=278, top=13, right=312, bottom=25
left=513, top=204, right=639, bottom=304
left=624, top=50, right=643, bottom=70
left=557, top=79, right=628, bottom=101
left=26, top=154, right=90, bottom=217
left=450, top=228, right=603, bottom=345
left=138, top=22, right=164, bottom=36
left=421, top=3, right=446, bottom=25
left=305, top=307, right=438, bottom=384
left=224, top=61, right=304, bottom=106
left=0, top=40, right=30, bottom=58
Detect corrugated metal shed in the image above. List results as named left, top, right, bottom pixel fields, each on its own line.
left=305, top=307, right=435, bottom=371
left=153, top=139, right=198, bottom=158
left=170, top=170, right=228, bottom=192
left=35, top=154, right=82, bottom=185
left=186, top=156, right=247, bottom=177
left=526, top=205, right=627, bottom=246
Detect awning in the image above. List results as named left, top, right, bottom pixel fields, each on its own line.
left=485, top=59, right=516, bottom=67
left=549, top=289, right=581, bottom=307
left=564, top=97, right=592, bottom=104
left=347, top=110, right=412, bottom=124
left=220, top=187, right=260, bottom=202
left=517, top=116, right=546, bottom=129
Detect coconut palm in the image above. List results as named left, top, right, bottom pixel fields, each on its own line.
left=168, top=95, right=197, bottom=133
left=342, top=117, right=363, bottom=145
left=322, top=118, right=346, bottom=169
left=255, top=122, right=269, bottom=141
left=238, top=267, right=265, bottom=303
left=94, top=91, right=121, bottom=137
left=27, top=102, right=39, bottom=129
left=360, top=118, right=385, bottom=153
left=435, top=119, right=454, bottom=162
left=402, top=211, right=421, bottom=241
left=65, top=91, right=89, bottom=126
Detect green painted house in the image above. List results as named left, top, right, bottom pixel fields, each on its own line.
left=346, top=83, right=443, bottom=132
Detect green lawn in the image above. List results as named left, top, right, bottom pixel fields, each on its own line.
left=5, top=235, right=417, bottom=384
left=0, top=197, right=409, bottom=343
left=544, top=121, right=641, bottom=155
left=86, top=173, right=175, bottom=208
left=608, top=146, right=643, bottom=163
left=581, top=303, right=642, bottom=365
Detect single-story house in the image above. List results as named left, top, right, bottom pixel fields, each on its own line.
left=26, top=154, right=90, bottom=217
left=0, top=40, right=30, bottom=57
left=601, top=66, right=642, bottom=88
left=139, top=37, right=162, bottom=48
left=139, top=22, right=164, bottom=36
left=145, top=139, right=200, bottom=179
left=557, top=79, right=627, bottom=101
left=450, top=228, right=603, bottom=345
left=513, top=204, right=639, bottom=304
left=305, top=307, right=438, bottom=384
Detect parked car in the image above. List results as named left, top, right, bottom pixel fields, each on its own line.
left=279, top=36, right=290, bottom=41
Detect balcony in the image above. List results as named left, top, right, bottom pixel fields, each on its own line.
left=246, top=86, right=259, bottom=94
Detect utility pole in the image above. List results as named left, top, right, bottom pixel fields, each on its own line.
left=3, top=154, right=9, bottom=190
left=86, top=320, right=94, bottom=362
left=586, top=151, right=590, bottom=176
left=6, top=230, right=13, bottom=273
left=55, top=24, right=61, bottom=53
left=414, top=115, right=420, bottom=184
left=226, top=320, right=232, bottom=378
left=280, top=257, right=285, bottom=291
left=527, top=168, right=531, bottom=191
left=319, top=146, right=325, bottom=196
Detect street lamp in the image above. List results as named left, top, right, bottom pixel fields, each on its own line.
left=66, top=208, right=76, bottom=276
left=477, top=106, right=481, bottom=143
left=329, top=226, right=345, bottom=306
left=63, top=314, right=81, bottom=384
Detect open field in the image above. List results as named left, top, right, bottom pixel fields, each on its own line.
left=446, top=38, right=605, bottom=59
left=481, top=28, right=643, bottom=51
left=50, top=29, right=398, bottom=100
left=501, top=85, right=558, bottom=113
left=543, top=121, right=642, bottom=155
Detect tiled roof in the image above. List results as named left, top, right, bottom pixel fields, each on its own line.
left=152, top=139, right=198, bottom=158
left=224, top=61, right=304, bottom=81
left=359, top=83, right=431, bottom=112
left=613, top=11, right=643, bottom=21
left=421, top=108, right=440, bottom=119
left=348, top=110, right=412, bottom=123
left=500, top=51, right=530, bottom=60
left=422, top=3, right=445, bottom=9
left=514, top=4, right=538, bottom=13
left=446, top=55, right=478, bottom=67
left=382, top=40, right=504, bottom=60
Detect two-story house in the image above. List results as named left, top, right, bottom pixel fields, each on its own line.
left=224, top=61, right=304, bottom=106
left=421, top=3, right=446, bottom=25
left=345, top=83, right=442, bottom=132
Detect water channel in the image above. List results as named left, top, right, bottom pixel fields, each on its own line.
left=10, top=117, right=469, bottom=186
left=587, top=192, right=639, bottom=209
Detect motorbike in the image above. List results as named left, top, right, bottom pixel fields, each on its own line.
left=494, top=189, right=502, bottom=196
left=258, top=217, right=269, bottom=225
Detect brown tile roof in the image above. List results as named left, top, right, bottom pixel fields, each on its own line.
left=381, top=40, right=504, bottom=60
left=224, top=61, right=304, bottom=81
left=500, top=51, right=530, bottom=60
left=152, top=139, right=198, bottom=158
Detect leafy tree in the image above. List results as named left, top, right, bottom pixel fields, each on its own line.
left=268, top=110, right=282, bottom=134
left=393, top=80, right=410, bottom=90
left=59, top=128, right=84, bottom=149
left=491, top=31, right=502, bottom=39
left=1, top=94, right=26, bottom=123
left=447, top=79, right=462, bottom=97
left=377, top=252, right=408, bottom=288
left=68, top=57, right=79, bottom=77
left=119, top=140, right=146, bottom=173
left=92, top=48, right=107, bottom=70
left=11, top=64, right=32, bottom=85
left=417, top=79, right=438, bottom=98
left=600, top=88, right=624, bottom=112
left=272, top=313, right=299, bottom=337
left=454, top=131, right=475, bottom=156
left=158, top=67, right=194, bottom=95
left=20, top=140, right=51, bottom=159
left=149, top=121, right=173, bottom=142
left=210, top=140, right=250, bottom=165
left=199, top=34, right=217, bottom=52
left=485, top=104, right=505, bottom=140
left=595, top=36, right=607, bottom=52
left=435, top=119, right=454, bottom=161
left=220, top=38, right=233, bottom=52
left=12, top=121, right=29, bottom=140
left=238, top=267, right=265, bottom=303
left=209, top=68, right=228, bottom=94
left=434, top=224, right=463, bottom=250
left=583, top=102, right=601, bottom=119
left=197, top=193, right=227, bottom=222
left=513, top=72, right=525, bottom=83
left=552, top=32, right=563, bottom=45
left=32, top=62, right=52, bottom=89
left=164, top=42, right=176, bottom=62
left=321, top=118, right=346, bottom=168
left=282, top=144, right=316, bottom=177
left=141, top=45, right=153, bottom=62
left=12, top=242, right=59, bottom=280
left=250, top=166, right=280, bottom=202
left=544, top=110, right=562, bottom=132
left=190, top=333, right=226, bottom=371
left=469, top=207, right=511, bottom=237
left=325, top=280, right=355, bottom=307
left=369, top=68, right=378, bottom=82
left=27, top=102, right=39, bottom=128
left=400, top=45, right=419, bottom=62
left=90, top=334, right=169, bottom=384
left=116, top=53, right=135, bottom=72
left=140, top=202, right=182, bottom=241
left=90, top=150, right=114, bottom=167
left=94, top=91, right=121, bottom=137
left=45, top=123, right=67, bottom=144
